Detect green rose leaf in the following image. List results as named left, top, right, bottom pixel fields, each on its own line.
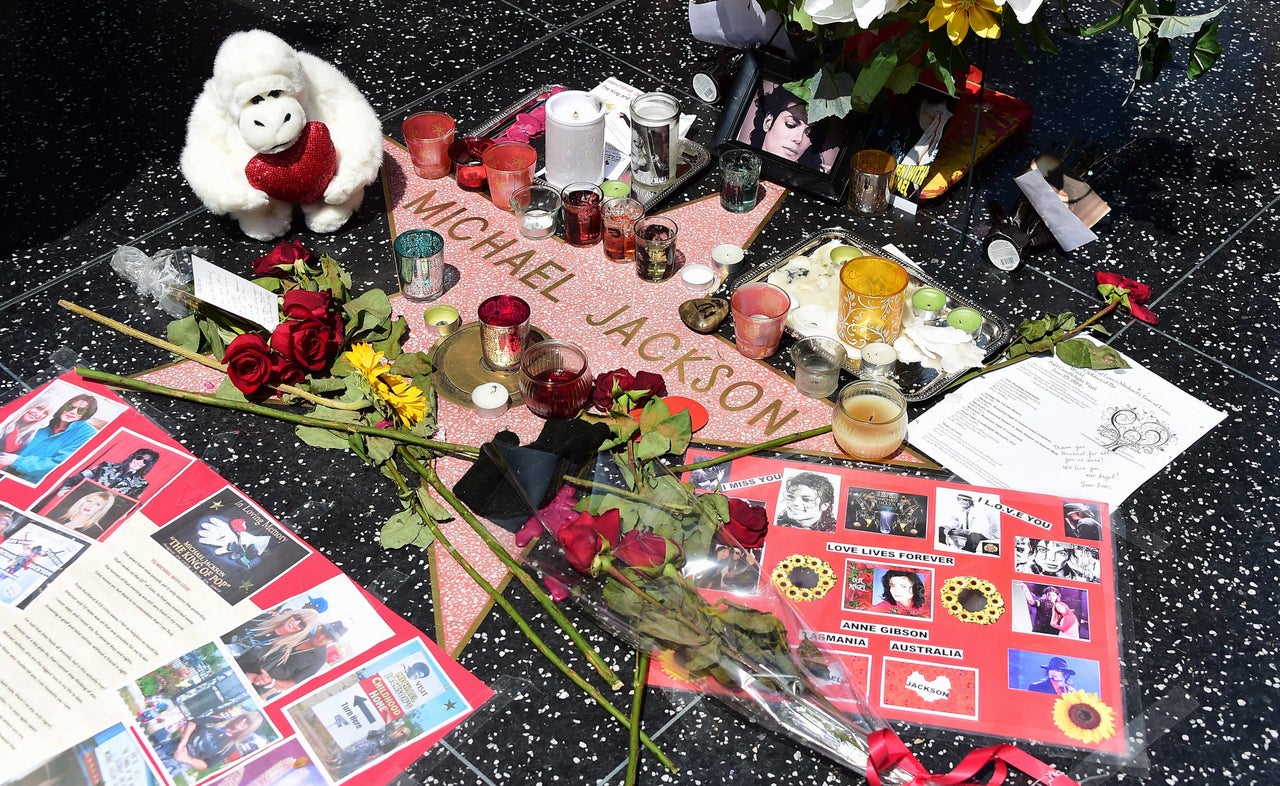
left=167, top=315, right=203, bottom=354
left=1054, top=338, right=1094, bottom=368
left=380, top=508, right=434, bottom=549
left=1187, top=19, right=1222, bottom=79
left=365, top=435, right=397, bottom=465
left=807, top=68, right=856, bottom=125
left=297, top=425, right=354, bottom=449
left=851, top=42, right=899, bottom=113
left=416, top=487, right=454, bottom=522
left=1157, top=5, right=1224, bottom=38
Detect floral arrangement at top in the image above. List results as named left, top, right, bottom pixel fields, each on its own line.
left=751, top=0, right=1228, bottom=121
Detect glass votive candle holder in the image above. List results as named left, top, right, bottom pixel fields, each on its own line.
left=847, top=149, right=897, bottom=215
left=634, top=216, right=679, bottom=283
left=510, top=184, right=562, bottom=241
left=402, top=111, right=456, bottom=179
left=478, top=294, right=532, bottom=373
left=790, top=335, right=847, bottom=398
left=561, top=182, right=604, bottom=247
left=730, top=282, right=791, bottom=359
left=837, top=255, right=910, bottom=349
left=393, top=228, right=446, bottom=302
left=719, top=149, right=762, bottom=213
left=449, top=136, right=495, bottom=192
left=832, top=379, right=908, bottom=460
left=482, top=141, right=538, bottom=211
left=601, top=197, right=645, bottom=263
left=518, top=339, right=594, bottom=419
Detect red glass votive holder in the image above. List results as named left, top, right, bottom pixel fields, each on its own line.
left=518, top=340, right=594, bottom=419
left=402, top=111, right=456, bottom=179
left=730, top=282, right=792, bottom=359
left=449, top=136, right=495, bottom=192
left=561, top=182, right=603, bottom=247
left=482, top=142, right=538, bottom=211
left=478, top=294, right=532, bottom=373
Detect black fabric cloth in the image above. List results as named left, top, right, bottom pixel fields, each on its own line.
left=452, top=421, right=610, bottom=532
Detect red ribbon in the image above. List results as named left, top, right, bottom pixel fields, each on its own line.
left=867, top=729, right=1079, bottom=786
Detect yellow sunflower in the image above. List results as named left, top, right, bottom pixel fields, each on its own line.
left=1052, top=690, right=1117, bottom=744
left=926, top=0, right=1002, bottom=45
left=374, top=373, right=427, bottom=426
left=343, top=342, right=388, bottom=384
left=939, top=576, right=1005, bottom=625
left=771, top=555, right=838, bottom=601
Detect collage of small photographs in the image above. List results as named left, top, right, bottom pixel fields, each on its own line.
left=681, top=449, right=1123, bottom=752
left=0, top=376, right=489, bottom=786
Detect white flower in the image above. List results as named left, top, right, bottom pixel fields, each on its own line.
left=802, top=0, right=910, bottom=29
left=995, top=0, right=1045, bottom=25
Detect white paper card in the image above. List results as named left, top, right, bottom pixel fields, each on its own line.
left=191, top=255, right=280, bottom=331
left=909, top=344, right=1225, bottom=508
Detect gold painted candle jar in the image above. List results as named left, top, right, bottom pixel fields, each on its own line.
left=836, top=256, right=910, bottom=349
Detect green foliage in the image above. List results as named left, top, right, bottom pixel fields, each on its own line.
left=380, top=507, right=435, bottom=549
left=1187, top=19, right=1223, bottom=78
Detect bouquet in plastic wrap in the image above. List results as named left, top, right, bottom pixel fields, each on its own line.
left=509, top=394, right=918, bottom=785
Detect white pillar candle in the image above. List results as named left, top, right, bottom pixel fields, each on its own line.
left=544, top=91, right=606, bottom=189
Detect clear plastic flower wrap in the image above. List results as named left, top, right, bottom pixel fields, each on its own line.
left=502, top=405, right=917, bottom=785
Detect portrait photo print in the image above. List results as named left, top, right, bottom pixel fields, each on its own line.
left=734, top=79, right=848, bottom=175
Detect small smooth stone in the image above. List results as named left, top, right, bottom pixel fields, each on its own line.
left=679, top=298, right=730, bottom=334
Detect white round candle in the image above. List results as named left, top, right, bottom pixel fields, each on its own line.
left=711, top=244, right=745, bottom=266
left=471, top=382, right=510, bottom=418
left=680, top=263, right=716, bottom=292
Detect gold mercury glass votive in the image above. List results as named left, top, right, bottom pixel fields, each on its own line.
left=836, top=255, right=910, bottom=349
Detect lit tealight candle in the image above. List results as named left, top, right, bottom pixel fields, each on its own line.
left=471, top=382, right=510, bottom=418
left=859, top=341, right=898, bottom=378
left=832, top=380, right=908, bottom=460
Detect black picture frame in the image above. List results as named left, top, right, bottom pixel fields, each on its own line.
left=711, top=50, right=871, bottom=203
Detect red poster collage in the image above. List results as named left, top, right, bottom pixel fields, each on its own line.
left=0, top=373, right=492, bottom=786
left=678, top=447, right=1127, bottom=755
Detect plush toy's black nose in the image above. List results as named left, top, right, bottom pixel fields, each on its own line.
left=254, top=120, right=265, bottom=127
left=284, top=113, right=291, bottom=123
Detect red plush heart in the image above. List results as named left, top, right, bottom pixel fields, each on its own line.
left=245, top=121, right=337, bottom=204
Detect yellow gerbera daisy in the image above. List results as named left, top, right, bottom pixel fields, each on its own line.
left=343, top=342, right=388, bottom=383
left=374, top=373, right=427, bottom=426
left=926, top=0, right=1001, bottom=45
left=1052, top=690, right=1117, bottom=744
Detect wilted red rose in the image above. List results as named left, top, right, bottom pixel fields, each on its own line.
left=270, top=352, right=306, bottom=387
left=223, top=334, right=277, bottom=398
left=270, top=318, right=339, bottom=373
left=1096, top=271, right=1157, bottom=325
left=590, top=368, right=668, bottom=412
left=613, top=531, right=681, bottom=574
left=252, top=239, right=314, bottom=278
left=723, top=498, right=769, bottom=549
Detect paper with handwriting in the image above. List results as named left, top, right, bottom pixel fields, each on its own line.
left=908, top=346, right=1224, bottom=507
left=191, top=255, right=279, bottom=331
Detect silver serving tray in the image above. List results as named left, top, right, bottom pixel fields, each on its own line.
left=733, top=228, right=1014, bottom=403
left=468, top=85, right=711, bottom=211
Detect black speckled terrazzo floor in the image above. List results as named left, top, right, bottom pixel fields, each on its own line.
left=3, top=0, right=1278, bottom=783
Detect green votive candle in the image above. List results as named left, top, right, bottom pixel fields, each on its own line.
left=911, top=287, right=947, bottom=313
left=601, top=180, right=631, bottom=199
left=946, top=307, right=984, bottom=333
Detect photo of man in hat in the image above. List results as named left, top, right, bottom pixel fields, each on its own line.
left=1063, top=502, right=1103, bottom=540
left=1028, top=656, right=1076, bottom=695
left=942, top=492, right=999, bottom=541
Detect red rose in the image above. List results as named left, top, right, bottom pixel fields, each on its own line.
left=723, top=498, right=769, bottom=549
left=252, top=239, right=314, bottom=278
left=222, top=334, right=277, bottom=398
left=613, top=531, right=681, bottom=574
left=270, top=352, right=306, bottom=386
left=555, top=509, right=622, bottom=575
left=1095, top=271, right=1157, bottom=325
left=270, top=317, right=339, bottom=373
left=281, top=289, right=333, bottom=321
left=590, top=368, right=668, bottom=413
left=228, top=518, right=247, bottom=532
left=557, top=521, right=605, bottom=575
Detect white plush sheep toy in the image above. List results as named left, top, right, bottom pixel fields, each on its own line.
left=181, top=30, right=383, bottom=240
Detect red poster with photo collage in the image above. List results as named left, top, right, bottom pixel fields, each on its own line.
left=675, top=446, right=1127, bottom=756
